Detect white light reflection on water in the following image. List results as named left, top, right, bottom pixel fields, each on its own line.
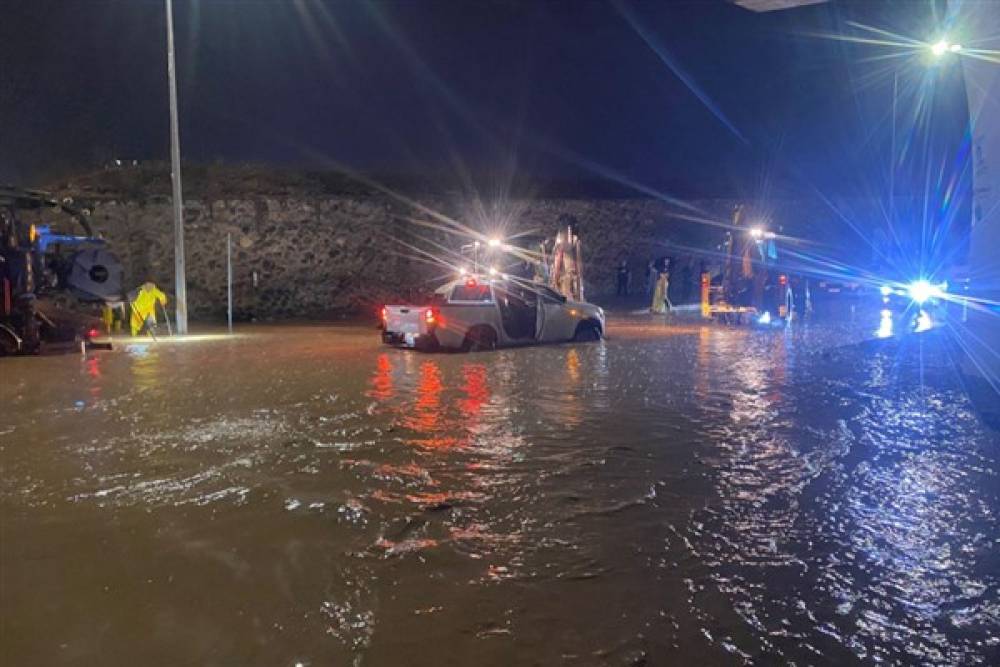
left=681, top=326, right=1000, bottom=664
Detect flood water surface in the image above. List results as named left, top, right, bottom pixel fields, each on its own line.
left=2, top=318, right=998, bottom=665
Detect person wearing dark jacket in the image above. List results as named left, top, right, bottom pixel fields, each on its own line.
left=616, top=259, right=630, bottom=297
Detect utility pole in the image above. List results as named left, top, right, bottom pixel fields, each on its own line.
left=165, top=0, right=188, bottom=334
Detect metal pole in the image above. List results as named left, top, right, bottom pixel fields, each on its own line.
left=166, top=0, right=188, bottom=334
left=890, top=71, right=896, bottom=228
left=226, top=233, right=233, bottom=334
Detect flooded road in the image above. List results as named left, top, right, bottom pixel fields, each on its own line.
left=2, top=316, right=998, bottom=665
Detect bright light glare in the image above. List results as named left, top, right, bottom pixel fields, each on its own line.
left=750, top=227, right=764, bottom=240
left=880, top=285, right=893, bottom=297
left=487, top=238, right=502, bottom=248
left=758, top=311, right=771, bottom=325
left=488, top=266, right=498, bottom=276
left=931, top=39, right=961, bottom=57
left=907, top=279, right=945, bottom=304
left=876, top=309, right=893, bottom=339
left=915, top=310, right=933, bottom=333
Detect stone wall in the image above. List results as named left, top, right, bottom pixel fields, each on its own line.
left=44, top=167, right=839, bottom=320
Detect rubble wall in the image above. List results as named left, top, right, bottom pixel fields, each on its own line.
left=61, top=193, right=747, bottom=320
left=52, top=161, right=852, bottom=319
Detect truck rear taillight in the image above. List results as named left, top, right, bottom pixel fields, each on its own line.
left=381, top=307, right=388, bottom=323
left=424, top=308, right=445, bottom=328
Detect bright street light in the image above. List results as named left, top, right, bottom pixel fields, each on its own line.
left=931, top=39, right=962, bottom=57
left=487, top=238, right=502, bottom=248
left=749, top=226, right=775, bottom=240
left=908, top=279, right=946, bottom=304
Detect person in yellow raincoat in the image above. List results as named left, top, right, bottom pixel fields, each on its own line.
left=130, top=282, right=167, bottom=336
left=650, top=259, right=672, bottom=314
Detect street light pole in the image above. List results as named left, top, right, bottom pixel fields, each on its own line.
left=890, top=70, right=896, bottom=228
left=165, top=0, right=188, bottom=334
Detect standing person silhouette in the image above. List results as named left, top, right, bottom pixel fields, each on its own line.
left=616, top=259, right=630, bottom=297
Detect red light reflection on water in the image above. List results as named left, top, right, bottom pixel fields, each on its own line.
left=415, top=362, right=442, bottom=425
left=368, top=353, right=394, bottom=400
left=459, top=363, right=489, bottom=418
left=368, top=355, right=494, bottom=452
left=85, top=355, right=103, bottom=400
left=405, top=361, right=461, bottom=450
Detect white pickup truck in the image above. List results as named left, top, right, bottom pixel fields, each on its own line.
left=381, top=275, right=605, bottom=351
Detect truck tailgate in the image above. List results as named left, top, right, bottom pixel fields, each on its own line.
left=384, top=306, right=425, bottom=335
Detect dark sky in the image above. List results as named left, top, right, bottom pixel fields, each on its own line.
left=0, top=0, right=963, bottom=199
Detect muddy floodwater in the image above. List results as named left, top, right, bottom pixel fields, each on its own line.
left=2, top=315, right=999, bottom=665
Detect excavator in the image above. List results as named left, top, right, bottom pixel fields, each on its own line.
left=0, top=187, right=123, bottom=355
left=701, top=204, right=800, bottom=325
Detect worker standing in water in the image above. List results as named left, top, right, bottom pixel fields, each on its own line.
left=650, top=258, right=671, bottom=313
left=129, top=281, right=168, bottom=336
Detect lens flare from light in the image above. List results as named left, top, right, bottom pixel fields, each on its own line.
left=880, top=285, right=893, bottom=297
left=876, top=309, right=893, bottom=339
left=907, top=280, right=945, bottom=305
left=758, top=311, right=771, bottom=325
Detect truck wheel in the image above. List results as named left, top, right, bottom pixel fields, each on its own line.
left=464, top=326, right=497, bottom=352
left=573, top=320, right=602, bottom=342
left=0, top=325, right=20, bottom=356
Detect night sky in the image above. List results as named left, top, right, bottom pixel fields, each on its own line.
left=0, top=0, right=964, bottom=201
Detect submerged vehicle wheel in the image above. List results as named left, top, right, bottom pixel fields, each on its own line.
left=0, top=324, right=21, bottom=356
left=463, top=325, right=497, bottom=352
left=573, top=320, right=602, bottom=342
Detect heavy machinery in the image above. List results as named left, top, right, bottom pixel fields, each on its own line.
left=0, top=187, right=123, bottom=355
left=700, top=205, right=799, bottom=324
